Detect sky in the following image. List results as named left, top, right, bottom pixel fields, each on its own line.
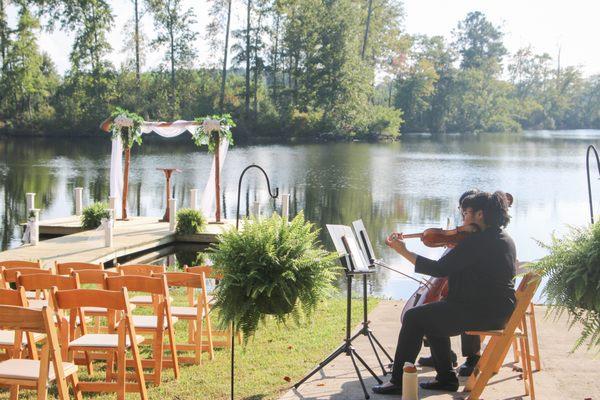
left=7, top=0, right=600, bottom=77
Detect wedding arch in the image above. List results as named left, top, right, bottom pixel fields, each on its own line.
left=100, top=113, right=232, bottom=222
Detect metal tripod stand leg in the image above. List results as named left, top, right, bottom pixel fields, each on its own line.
left=293, top=342, right=346, bottom=388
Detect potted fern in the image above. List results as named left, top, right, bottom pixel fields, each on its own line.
left=531, top=222, right=600, bottom=351
left=210, top=212, right=338, bottom=339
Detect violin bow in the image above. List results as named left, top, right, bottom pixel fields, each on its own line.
left=372, top=259, right=430, bottom=287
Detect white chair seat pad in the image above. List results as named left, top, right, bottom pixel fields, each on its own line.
left=131, top=315, right=178, bottom=330
left=0, top=330, right=45, bottom=346
left=170, top=306, right=205, bottom=318
left=130, top=295, right=173, bottom=305
left=0, top=359, right=77, bottom=381
left=69, top=334, right=144, bottom=348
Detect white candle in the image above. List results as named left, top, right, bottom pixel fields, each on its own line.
left=190, top=189, right=198, bottom=210
left=26, top=193, right=35, bottom=212
left=281, top=193, right=290, bottom=220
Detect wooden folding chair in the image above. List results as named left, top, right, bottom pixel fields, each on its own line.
left=76, top=269, right=126, bottom=333
left=157, top=271, right=214, bottom=364
left=185, top=265, right=241, bottom=347
left=0, top=287, right=44, bottom=361
left=51, top=287, right=148, bottom=400
left=2, top=267, right=54, bottom=305
left=117, top=264, right=168, bottom=307
left=105, top=274, right=180, bottom=384
left=0, top=304, right=82, bottom=400
left=16, top=272, right=94, bottom=374
left=55, top=261, right=103, bottom=276
left=464, top=272, right=541, bottom=400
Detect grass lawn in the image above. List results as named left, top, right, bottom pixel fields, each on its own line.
left=0, top=295, right=379, bottom=400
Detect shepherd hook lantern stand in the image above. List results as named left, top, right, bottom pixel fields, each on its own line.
left=586, top=145, right=600, bottom=224
left=231, top=164, right=279, bottom=399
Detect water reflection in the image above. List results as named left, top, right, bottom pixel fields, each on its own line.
left=1, top=131, right=599, bottom=299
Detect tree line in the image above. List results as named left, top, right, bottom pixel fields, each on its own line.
left=0, top=1, right=598, bottom=140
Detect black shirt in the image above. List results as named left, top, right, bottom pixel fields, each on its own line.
left=415, top=227, right=516, bottom=316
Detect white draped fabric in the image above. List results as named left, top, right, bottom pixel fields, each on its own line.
left=110, top=136, right=124, bottom=219
left=109, top=120, right=227, bottom=220
left=200, top=139, right=229, bottom=217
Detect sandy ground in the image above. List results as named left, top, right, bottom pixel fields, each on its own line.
left=280, top=300, right=599, bottom=400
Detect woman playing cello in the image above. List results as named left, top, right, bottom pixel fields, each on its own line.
left=372, top=191, right=516, bottom=394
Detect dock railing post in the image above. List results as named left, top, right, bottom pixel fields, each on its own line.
left=29, top=209, right=40, bottom=246
left=104, top=209, right=114, bottom=248
left=26, top=193, right=36, bottom=212
left=74, top=187, right=83, bottom=216
left=190, top=189, right=198, bottom=210
left=281, top=193, right=289, bottom=220
left=169, top=197, right=176, bottom=232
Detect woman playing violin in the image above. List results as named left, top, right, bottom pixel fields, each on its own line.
left=373, top=191, right=516, bottom=395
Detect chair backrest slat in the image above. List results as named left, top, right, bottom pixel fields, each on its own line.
left=118, top=264, right=166, bottom=277
left=105, top=274, right=167, bottom=295
left=77, top=269, right=121, bottom=285
left=2, top=267, right=53, bottom=283
left=158, top=271, right=203, bottom=289
left=0, top=260, right=42, bottom=269
left=18, top=272, right=80, bottom=291
left=53, top=288, right=129, bottom=311
left=55, top=261, right=103, bottom=275
left=185, top=265, right=222, bottom=280
left=0, top=287, right=28, bottom=306
left=0, top=304, right=46, bottom=333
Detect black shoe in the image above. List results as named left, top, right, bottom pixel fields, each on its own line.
left=372, top=383, right=402, bottom=395
left=458, top=355, right=480, bottom=377
left=419, top=379, right=459, bottom=392
left=418, top=351, right=458, bottom=368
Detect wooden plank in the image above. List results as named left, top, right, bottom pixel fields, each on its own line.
left=2, top=217, right=234, bottom=268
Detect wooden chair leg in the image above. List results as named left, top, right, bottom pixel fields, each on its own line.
left=465, top=336, right=499, bottom=391
left=195, top=315, right=203, bottom=365
left=37, top=344, right=50, bottom=400
left=467, top=335, right=512, bottom=400
left=70, top=373, right=83, bottom=400
left=518, top=336, right=530, bottom=396
left=117, top=348, right=126, bottom=400
left=9, top=385, right=19, bottom=400
left=521, top=320, right=536, bottom=399
left=167, top=324, right=180, bottom=379
left=528, top=304, right=542, bottom=371
left=128, top=329, right=148, bottom=400
left=153, top=330, right=164, bottom=385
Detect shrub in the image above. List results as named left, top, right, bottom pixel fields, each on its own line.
left=175, top=208, right=207, bottom=235
left=211, top=212, right=339, bottom=339
left=81, top=202, right=110, bottom=230
left=531, top=222, right=600, bottom=352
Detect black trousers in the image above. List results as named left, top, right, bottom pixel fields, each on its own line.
left=390, top=300, right=511, bottom=385
left=460, top=333, right=480, bottom=356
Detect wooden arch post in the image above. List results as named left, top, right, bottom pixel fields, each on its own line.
left=214, top=131, right=221, bottom=223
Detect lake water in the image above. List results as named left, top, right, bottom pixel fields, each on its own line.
left=2, top=130, right=599, bottom=299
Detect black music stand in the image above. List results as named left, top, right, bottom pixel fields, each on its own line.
left=350, top=220, right=395, bottom=374
left=294, top=224, right=382, bottom=400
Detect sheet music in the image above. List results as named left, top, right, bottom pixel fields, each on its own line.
left=352, top=219, right=376, bottom=265
left=326, top=224, right=369, bottom=272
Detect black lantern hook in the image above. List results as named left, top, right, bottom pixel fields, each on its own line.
left=586, top=145, right=600, bottom=224
left=235, top=164, right=279, bottom=230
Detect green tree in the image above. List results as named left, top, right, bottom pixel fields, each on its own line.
left=453, top=11, right=506, bottom=74
left=148, top=0, right=198, bottom=118
left=0, top=6, right=55, bottom=124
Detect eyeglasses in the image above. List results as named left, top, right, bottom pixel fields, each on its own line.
left=460, top=208, right=473, bottom=217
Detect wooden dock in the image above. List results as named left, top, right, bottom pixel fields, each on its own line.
left=4, top=216, right=234, bottom=267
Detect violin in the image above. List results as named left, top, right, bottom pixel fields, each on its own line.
left=399, top=223, right=481, bottom=248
